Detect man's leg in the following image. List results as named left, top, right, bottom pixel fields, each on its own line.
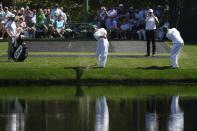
left=170, top=43, right=182, bottom=68
left=151, top=30, right=156, bottom=55
left=7, top=37, right=13, bottom=61
left=96, top=42, right=101, bottom=66
left=100, top=45, right=108, bottom=68
left=146, top=30, right=150, bottom=56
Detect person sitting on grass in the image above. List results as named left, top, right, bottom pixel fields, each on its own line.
left=163, top=26, right=184, bottom=69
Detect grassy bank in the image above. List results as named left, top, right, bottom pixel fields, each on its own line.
left=0, top=85, right=196, bottom=100
left=0, top=42, right=197, bottom=85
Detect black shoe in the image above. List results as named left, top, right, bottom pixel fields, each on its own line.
left=145, top=54, right=150, bottom=56
left=170, top=66, right=179, bottom=69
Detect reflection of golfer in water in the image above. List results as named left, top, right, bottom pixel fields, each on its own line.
left=94, top=96, right=109, bottom=131
left=146, top=97, right=158, bottom=131
left=6, top=98, right=27, bottom=131
left=168, top=96, right=184, bottom=131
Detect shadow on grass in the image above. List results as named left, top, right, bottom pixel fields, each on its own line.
left=136, top=65, right=172, bottom=70
left=64, top=64, right=99, bottom=97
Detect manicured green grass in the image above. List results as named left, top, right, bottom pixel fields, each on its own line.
left=0, top=85, right=196, bottom=100
left=0, top=42, right=197, bottom=82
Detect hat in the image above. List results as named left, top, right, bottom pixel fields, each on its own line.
left=148, top=9, right=153, bottom=13
left=92, top=25, right=98, bottom=30
left=119, top=4, right=123, bottom=7
left=55, top=3, right=59, bottom=7
left=162, top=25, right=168, bottom=31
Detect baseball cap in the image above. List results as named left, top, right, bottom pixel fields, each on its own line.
left=119, top=4, right=123, bottom=7
left=148, top=9, right=153, bottom=13
left=92, top=25, right=98, bottom=30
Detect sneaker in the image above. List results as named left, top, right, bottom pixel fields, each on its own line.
left=152, top=54, right=156, bottom=57
left=0, top=37, right=3, bottom=39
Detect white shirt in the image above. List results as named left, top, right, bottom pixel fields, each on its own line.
left=5, top=20, right=17, bottom=37
left=107, top=9, right=117, bottom=17
left=145, top=16, right=158, bottom=30
left=94, top=28, right=107, bottom=40
left=51, top=8, right=62, bottom=20
left=166, top=28, right=184, bottom=44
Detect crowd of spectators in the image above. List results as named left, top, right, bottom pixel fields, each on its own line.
left=97, top=4, right=170, bottom=40
left=0, top=2, right=170, bottom=41
left=0, top=3, right=68, bottom=39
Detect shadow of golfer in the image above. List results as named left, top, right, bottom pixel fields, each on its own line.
left=64, top=66, right=85, bottom=96
left=136, top=65, right=172, bottom=70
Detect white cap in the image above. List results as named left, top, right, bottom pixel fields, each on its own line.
left=148, top=9, right=153, bottom=13
left=92, top=25, right=98, bottom=30
left=119, top=4, right=123, bottom=7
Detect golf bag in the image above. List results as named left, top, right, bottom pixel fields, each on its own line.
left=10, top=36, right=28, bottom=61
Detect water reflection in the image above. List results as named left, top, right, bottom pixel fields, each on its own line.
left=94, top=96, right=109, bottom=131
left=146, top=97, right=158, bottom=131
left=168, top=96, right=184, bottom=131
left=6, top=98, right=27, bottom=131
left=0, top=95, right=193, bottom=131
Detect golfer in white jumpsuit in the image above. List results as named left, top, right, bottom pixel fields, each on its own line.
left=5, top=14, right=21, bottom=61
left=93, top=28, right=109, bottom=68
left=163, top=27, right=184, bottom=68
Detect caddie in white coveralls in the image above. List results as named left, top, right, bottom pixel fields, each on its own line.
left=163, top=26, right=184, bottom=68
left=93, top=27, right=109, bottom=68
left=5, top=13, right=22, bottom=62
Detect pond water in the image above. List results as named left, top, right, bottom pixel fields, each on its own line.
left=0, top=95, right=196, bottom=131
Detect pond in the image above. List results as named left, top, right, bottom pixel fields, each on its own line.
left=0, top=92, right=196, bottom=131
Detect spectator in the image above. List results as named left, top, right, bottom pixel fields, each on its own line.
left=107, top=6, right=117, bottom=18
left=24, top=6, right=33, bottom=27
left=18, top=16, right=27, bottom=37
left=0, top=5, right=5, bottom=39
left=53, top=15, right=65, bottom=37
left=4, top=7, right=12, bottom=22
left=117, top=4, right=129, bottom=24
left=27, top=9, right=36, bottom=38
left=145, top=9, right=159, bottom=57
left=18, top=7, right=25, bottom=17
left=98, top=6, right=108, bottom=28
left=50, top=3, right=62, bottom=21
left=44, top=14, right=55, bottom=37
left=36, top=8, right=47, bottom=37
left=136, top=22, right=146, bottom=40
left=120, top=18, right=130, bottom=39
left=105, top=16, right=119, bottom=39
left=60, top=7, right=67, bottom=24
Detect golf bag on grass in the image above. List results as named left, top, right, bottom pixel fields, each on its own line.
left=10, top=36, right=28, bottom=61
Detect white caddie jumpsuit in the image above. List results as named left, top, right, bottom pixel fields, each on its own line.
left=5, top=16, right=21, bottom=61
left=93, top=28, right=109, bottom=68
left=168, top=96, right=184, bottom=131
left=166, top=28, right=184, bottom=68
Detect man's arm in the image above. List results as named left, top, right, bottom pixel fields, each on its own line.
left=153, top=14, right=159, bottom=25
